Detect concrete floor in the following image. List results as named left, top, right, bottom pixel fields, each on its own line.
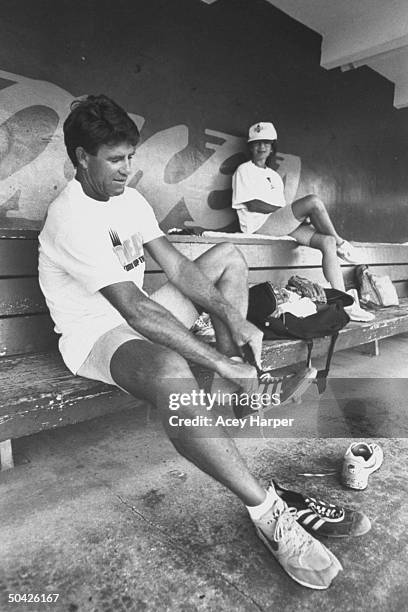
left=1, top=333, right=408, bottom=612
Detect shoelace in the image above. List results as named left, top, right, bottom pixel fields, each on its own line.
left=269, top=503, right=312, bottom=557
left=305, top=497, right=344, bottom=520
left=259, top=371, right=282, bottom=384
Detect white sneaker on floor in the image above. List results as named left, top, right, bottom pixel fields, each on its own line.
left=253, top=495, right=342, bottom=589
left=345, top=289, right=375, bottom=322
left=341, top=442, right=384, bottom=490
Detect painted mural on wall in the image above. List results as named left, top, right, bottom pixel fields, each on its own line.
left=0, top=70, right=302, bottom=232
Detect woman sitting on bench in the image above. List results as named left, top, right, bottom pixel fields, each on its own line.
left=232, top=122, right=373, bottom=322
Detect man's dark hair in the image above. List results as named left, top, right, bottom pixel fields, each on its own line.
left=63, top=94, right=140, bottom=167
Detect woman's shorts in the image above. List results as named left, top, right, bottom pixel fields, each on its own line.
left=255, top=203, right=316, bottom=246
left=77, top=283, right=199, bottom=388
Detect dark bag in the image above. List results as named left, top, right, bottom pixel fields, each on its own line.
left=247, top=283, right=352, bottom=393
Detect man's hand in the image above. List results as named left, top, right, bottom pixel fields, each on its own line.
left=145, top=237, right=263, bottom=367
left=216, top=357, right=259, bottom=395
left=227, top=318, right=263, bottom=367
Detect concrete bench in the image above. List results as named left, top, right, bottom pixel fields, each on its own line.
left=1, top=228, right=408, bottom=470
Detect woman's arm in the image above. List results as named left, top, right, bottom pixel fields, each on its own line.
left=243, top=199, right=281, bottom=214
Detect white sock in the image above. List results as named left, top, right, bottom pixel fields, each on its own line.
left=246, top=485, right=279, bottom=521
left=212, top=355, right=243, bottom=380
left=213, top=355, right=244, bottom=389
left=211, top=355, right=244, bottom=395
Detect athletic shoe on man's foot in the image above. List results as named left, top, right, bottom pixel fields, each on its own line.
left=233, top=366, right=317, bottom=419
left=241, top=342, right=317, bottom=403
left=341, top=442, right=384, bottom=490
left=272, top=481, right=371, bottom=537
left=259, top=366, right=317, bottom=406
left=336, top=240, right=361, bottom=264
left=253, top=495, right=342, bottom=589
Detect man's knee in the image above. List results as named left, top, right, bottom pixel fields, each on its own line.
left=154, top=347, right=192, bottom=379
left=195, top=243, right=248, bottom=284
left=111, top=344, right=191, bottom=387
left=214, top=243, right=247, bottom=275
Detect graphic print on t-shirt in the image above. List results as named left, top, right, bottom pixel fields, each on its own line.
left=109, top=229, right=145, bottom=271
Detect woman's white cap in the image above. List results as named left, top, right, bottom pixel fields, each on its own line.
left=248, top=122, right=277, bottom=142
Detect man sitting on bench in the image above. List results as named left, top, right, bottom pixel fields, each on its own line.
left=38, top=95, right=368, bottom=590
left=232, top=122, right=374, bottom=322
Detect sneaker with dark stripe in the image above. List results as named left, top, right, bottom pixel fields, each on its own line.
left=233, top=367, right=317, bottom=420
left=272, top=481, right=371, bottom=538
left=259, top=366, right=317, bottom=406
left=252, top=494, right=342, bottom=589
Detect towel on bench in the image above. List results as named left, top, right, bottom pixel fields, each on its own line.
left=201, top=231, right=297, bottom=242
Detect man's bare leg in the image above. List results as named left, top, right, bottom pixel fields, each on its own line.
left=109, top=338, right=342, bottom=589
left=192, top=243, right=249, bottom=358
left=110, top=339, right=265, bottom=506
left=190, top=243, right=253, bottom=396
left=108, top=300, right=341, bottom=588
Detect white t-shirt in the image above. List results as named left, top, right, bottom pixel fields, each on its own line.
left=38, top=179, right=164, bottom=374
left=232, top=161, right=286, bottom=233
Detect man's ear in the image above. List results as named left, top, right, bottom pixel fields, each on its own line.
left=75, top=146, right=89, bottom=170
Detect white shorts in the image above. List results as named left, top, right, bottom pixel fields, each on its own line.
left=77, top=283, right=199, bottom=388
